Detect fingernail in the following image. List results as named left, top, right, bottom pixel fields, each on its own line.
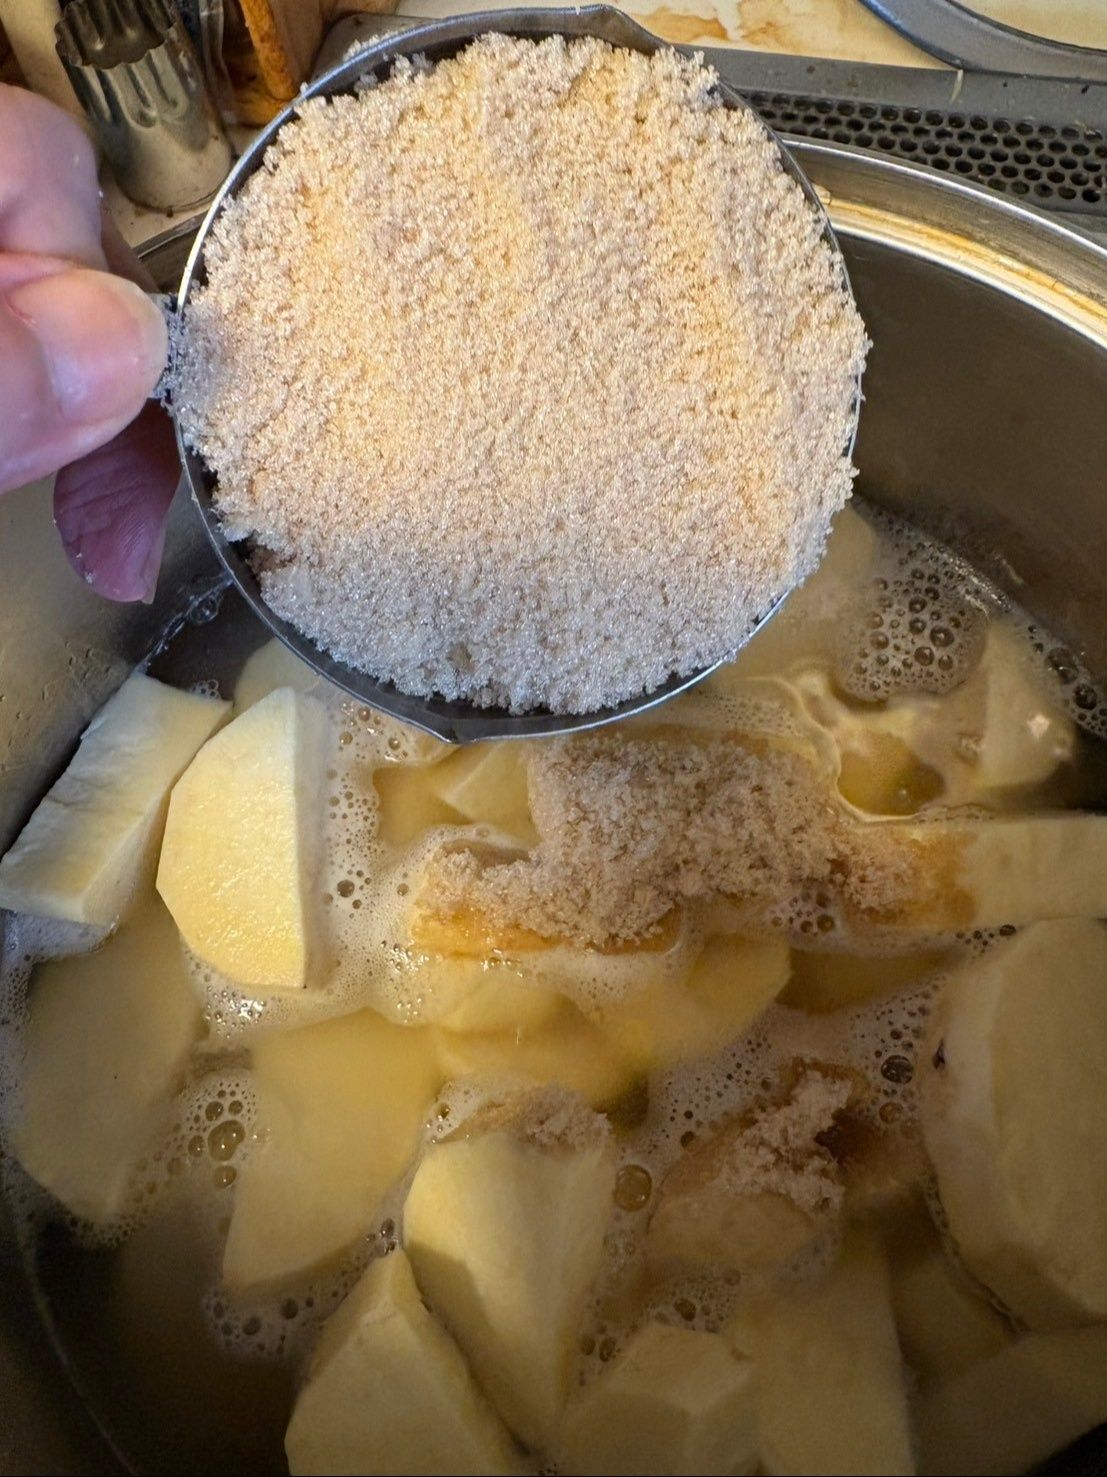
left=7, top=268, right=167, bottom=426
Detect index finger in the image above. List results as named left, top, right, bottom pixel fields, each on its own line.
left=0, top=84, right=105, bottom=267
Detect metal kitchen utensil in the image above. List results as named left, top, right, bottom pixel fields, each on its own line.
left=167, top=4, right=862, bottom=746
left=858, top=0, right=1107, bottom=83
left=56, top=0, right=232, bottom=212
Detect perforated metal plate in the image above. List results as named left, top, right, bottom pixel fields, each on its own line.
left=748, top=94, right=1104, bottom=213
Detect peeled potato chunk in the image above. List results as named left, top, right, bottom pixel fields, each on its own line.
left=598, top=935, right=791, bottom=1071
left=434, top=1001, right=638, bottom=1111
left=233, top=638, right=322, bottom=712
left=434, top=963, right=563, bottom=1035
left=0, top=674, right=228, bottom=926
left=730, top=1231, right=914, bottom=1476
left=428, top=743, right=538, bottom=844
left=648, top=1064, right=855, bottom=1281
left=558, top=1323, right=757, bottom=1477
left=404, top=1089, right=616, bottom=1449
left=285, top=1250, right=519, bottom=1477
left=157, top=688, right=326, bottom=991
left=885, top=1202, right=1012, bottom=1385
left=223, top=1008, right=440, bottom=1294
left=917, top=1326, right=1107, bottom=1477
left=8, top=898, right=202, bottom=1223
left=920, top=918, right=1107, bottom=1327
left=374, top=763, right=463, bottom=849
left=391, top=953, right=563, bottom=1035
left=872, top=813, right=1107, bottom=933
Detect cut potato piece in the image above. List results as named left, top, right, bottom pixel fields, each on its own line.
left=285, top=1250, right=518, bottom=1476
left=885, top=1205, right=1012, bottom=1385
left=0, top=674, right=228, bottom=926
left=233, top=638, right=321, bottom=712
left=731, top=1231, right=914, bottom=1476
left=434, top=1003, right=638, bottom=1111
left=388, top=951, right=562, bottom=1035
left=652, top=1187, right=816, bottom=1282
left=158, top=689, right=326, bottom=991
left=599, top=935, right=790, bottom=1070
left=428, top=744, right=537, bottom=844
left=558, top=1323, right=757, bottom=1477
left=870, top=813, right=1107, bottom=932
left=404, top=1091, right=616, bottom=1448
left=648, top=1065, right=855, bottom=1281
left=411, top=892, right=696, bottom=1025
left=8, top=898, right=201, bottom=1222
left=223, top=1009, right=439, bottom=1293
left=783, top=946, right=951, bottom=1014
left=432, top=962, right=563, bottom=1035
left=374, top=763, right=464, bottom=849
left=917, top=1327, right=1107, bottom=1477
left=920, top=919, right=1107, bottom=1327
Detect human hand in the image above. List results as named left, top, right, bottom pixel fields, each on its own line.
left=0, top=84, right=179, bottom=601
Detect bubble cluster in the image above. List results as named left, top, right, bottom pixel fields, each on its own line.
left=1028, top=630, right=1107, bottom=741
left=833, top=526, right=992, bottom=702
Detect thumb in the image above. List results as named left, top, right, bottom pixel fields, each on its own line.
left=0, top=261, right=167, bottom=495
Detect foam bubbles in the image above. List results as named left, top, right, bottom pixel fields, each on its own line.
left=833, top=515, right=992, bottom=702
left=1026, top=628, right=1107, bottom=741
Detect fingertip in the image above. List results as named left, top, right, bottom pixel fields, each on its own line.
left=7, top=268, right=168, bottom=428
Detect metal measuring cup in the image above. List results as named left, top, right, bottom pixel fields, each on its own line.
left=164, top=5, right=862, bottom=744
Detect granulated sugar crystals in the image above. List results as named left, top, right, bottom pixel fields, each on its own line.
left=174, top=34, right=867, bottom=715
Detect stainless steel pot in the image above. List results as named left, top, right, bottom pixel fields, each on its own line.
left=2, top=13, right=1107, bottom=1471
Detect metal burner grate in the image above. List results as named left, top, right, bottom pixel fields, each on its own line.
left=747, top=93, right=1105, bottom=212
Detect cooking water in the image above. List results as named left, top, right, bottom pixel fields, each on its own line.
left=1, top=503, right=1106, bottom=1475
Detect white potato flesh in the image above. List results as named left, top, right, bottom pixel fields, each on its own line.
left=404, top=1109, right=615, bottom=1448
left=730, top=1231, right=915, bottom=1476
left=918, top=1326, right=1107, bottom=1477
left=223, top=1008, right=440, bottom=1294
left=428, top=743, right=537, bottom=843
left=285, top=1250, right=519, bottom=1476
left=558, top=1323, right=757, bottom=1477
left=157, top=688, right=326, bottom=991
left=873, top=813, right=1107, bottom=933
left=0, top=673, right=228, bottom=925
left=920, top=918, right=1107, bottom=1327
left=8, top=898, right=202, bottom=1222
left=233, top=638, right=321, bottom=712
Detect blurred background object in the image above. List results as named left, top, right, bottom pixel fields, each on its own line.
left=55, top=0, right=232, bottom=211
left=0, top=1, right=80, bottom=113
left=218, top=0, right=401, bottom=122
